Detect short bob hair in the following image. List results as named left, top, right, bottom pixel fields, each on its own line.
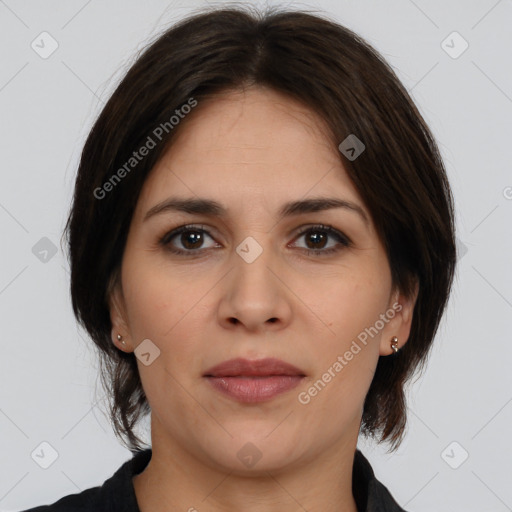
left=64, top=5, right=456, bottom=452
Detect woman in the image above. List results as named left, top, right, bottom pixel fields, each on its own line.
left=23, top=5, right=456, bottom=511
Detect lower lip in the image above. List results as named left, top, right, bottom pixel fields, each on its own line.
left=205, top=375, right=304, bottom=403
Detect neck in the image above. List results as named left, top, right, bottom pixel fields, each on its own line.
left=133, top=416, right=360, bottom=512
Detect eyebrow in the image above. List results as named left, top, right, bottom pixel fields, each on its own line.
left=143, top=196, right=369, bottom=226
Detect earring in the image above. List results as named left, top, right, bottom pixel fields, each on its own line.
left=117, top=334, right=126, bottom=346
left=390, top=336, right=399, bottom=353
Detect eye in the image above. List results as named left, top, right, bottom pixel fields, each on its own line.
left=159, top=224, right=218, bottom=255
left=290, top=224, right=351, bottom=256
left=159, top=223, right=351, bottom=257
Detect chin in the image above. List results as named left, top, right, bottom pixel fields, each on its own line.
left=196, top=430, right=304, bottom=475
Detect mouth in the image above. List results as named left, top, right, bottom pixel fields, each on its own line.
left=204, top=357, right=306, bottom=378
left=203, top=357, right=306, bottom=403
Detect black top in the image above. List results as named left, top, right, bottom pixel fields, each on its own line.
left=20, top=448, right=406, bottom=511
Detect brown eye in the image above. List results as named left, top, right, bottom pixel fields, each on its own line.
left=160, top=225, right=218, bottom=255
left=179, top=230, right=205, bottom=250
left=291, top=225, right=351, bottom=256
left=304, top=230, right=328, bottom=249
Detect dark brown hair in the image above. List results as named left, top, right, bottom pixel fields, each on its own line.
left=64, top=5, right=456, bottom=452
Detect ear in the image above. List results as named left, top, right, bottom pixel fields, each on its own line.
left=107, top=273, right=132, bottom=352
left=379, top=279, right=419, bottom=356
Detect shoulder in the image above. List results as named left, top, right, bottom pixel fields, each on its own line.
left=19, top=449, right=152, bottom=512
left=18, top=485, right=102, bottom=512
left=353, top=449, right=408, bottom=512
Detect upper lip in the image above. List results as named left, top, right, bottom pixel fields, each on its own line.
left=204, top=357, right=306, bottom=377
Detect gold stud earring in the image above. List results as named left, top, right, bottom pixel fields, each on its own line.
left=390, top=336, right=399, bottom=353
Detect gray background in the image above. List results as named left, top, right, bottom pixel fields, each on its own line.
left=1, top=0, right=511, bottom=510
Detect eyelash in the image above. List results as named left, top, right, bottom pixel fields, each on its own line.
left=158, top=223, right=351, bottom=258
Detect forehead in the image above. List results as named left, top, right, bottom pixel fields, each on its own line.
left=134, top=86, right=362, bottom=218
left=172, top=86, right=333, bottom=149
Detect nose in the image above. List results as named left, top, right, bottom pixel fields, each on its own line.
left=217, top=238, right=293, bottom=333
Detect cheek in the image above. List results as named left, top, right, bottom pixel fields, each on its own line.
left=309, top=266, right=391, bottom=345
left=120, top=255, right=203, bottom=401
left=120, top=253, right=219, bottom=382
left=121, top=249, right=201, bottom=338
left=298, top=274, right=388, bottom=421
left=298, top=264, right=390, bottom=403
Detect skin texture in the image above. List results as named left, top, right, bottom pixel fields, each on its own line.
left=109, top=86, right=417, bottom=512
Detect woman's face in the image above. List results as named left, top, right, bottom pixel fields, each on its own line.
left=110, top=86, right=415, bottom=472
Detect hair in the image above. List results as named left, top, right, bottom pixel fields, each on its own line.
left=63, top=4, right=456, bottom=452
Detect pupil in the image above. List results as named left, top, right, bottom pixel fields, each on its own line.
left=183, top=231, right=202, bottom=249
left=307, top=231, right=326, bottom=249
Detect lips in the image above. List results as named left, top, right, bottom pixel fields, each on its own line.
left=203, top=357, right=306, bottom=403
left=203, top=357, right=306, bottom=377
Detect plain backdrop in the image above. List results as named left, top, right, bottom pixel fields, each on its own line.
left=1, top=1, right=511, bottom=510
